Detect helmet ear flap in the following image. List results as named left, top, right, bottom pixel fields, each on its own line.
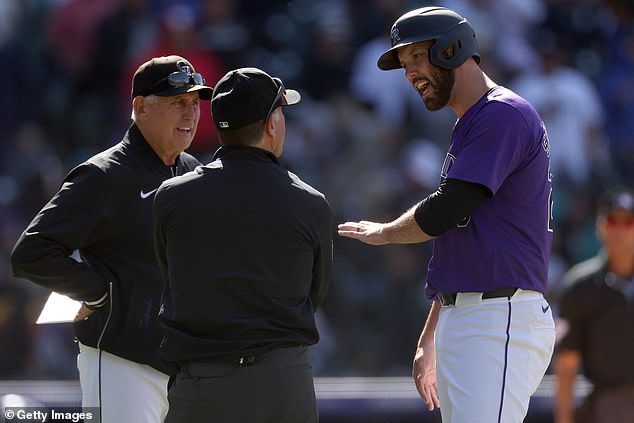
left=427, top=21, right=480, bottom=69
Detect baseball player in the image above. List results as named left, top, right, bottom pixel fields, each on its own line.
left=338, top=7, right=556, bottom=422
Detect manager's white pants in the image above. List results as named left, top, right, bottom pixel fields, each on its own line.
left=77, top=342, right=169, bottom=423
left=435, top=289, right=555, bottom=423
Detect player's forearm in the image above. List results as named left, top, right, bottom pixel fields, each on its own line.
left=338, top=205, right=433, bottom=245
left=417, top=301, right=441, bottom=349
left=382, top=206, right=434, bottom=244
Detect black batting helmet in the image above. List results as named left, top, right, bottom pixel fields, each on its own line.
left=377, top=7, right=480, bottom=71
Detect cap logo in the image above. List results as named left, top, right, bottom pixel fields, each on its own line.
left=176, top=60, right=192, bottom=75
left=219, top=122, right=229, bottom=128
left=391, top=28, right=401, bottom=43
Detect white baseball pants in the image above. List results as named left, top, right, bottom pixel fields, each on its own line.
left=435, top=289, right=555, bottom=423
left=77, top=342, right=169, bottom=423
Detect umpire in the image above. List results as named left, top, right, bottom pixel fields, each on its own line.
left=555, top=186, right=634, bottom=423
left=153, top=67, right=333, bottom=423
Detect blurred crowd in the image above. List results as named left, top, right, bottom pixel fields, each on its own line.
left=0, top=0, right=633, bottom=379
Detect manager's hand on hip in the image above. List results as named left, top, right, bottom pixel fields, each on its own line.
left=338, top=221, right=388, bottom=245
left=74, top=304, right=96, bottom=322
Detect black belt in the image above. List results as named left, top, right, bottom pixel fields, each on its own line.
left=438, top=288, right=518, bottom=306
left=179, top=345, right=308, bottom=374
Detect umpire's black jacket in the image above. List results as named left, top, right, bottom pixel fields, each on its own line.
left=153, top=146, right=333, bottom=363
left=10, top=124, right=200, bottom=374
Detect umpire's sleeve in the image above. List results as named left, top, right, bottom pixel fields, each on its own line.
left=310, top=199, right=333, bottom=312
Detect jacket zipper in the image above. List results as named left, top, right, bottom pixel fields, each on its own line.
left=96, top=281, right=113, bottom=349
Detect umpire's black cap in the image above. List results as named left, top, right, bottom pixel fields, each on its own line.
left=598, top=185, right=634, bottom=215
left=131, top=55, right=213, bottom=100
left=211, top=67, right=300, bottom=132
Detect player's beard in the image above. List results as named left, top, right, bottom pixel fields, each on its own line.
left=417, top=67, right=455, bottom=111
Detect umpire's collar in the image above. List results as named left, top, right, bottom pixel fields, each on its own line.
left=211, top=145, right=282, bottom=166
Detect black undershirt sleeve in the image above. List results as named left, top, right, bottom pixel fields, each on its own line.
left=414, top=178, right=491, bottom=237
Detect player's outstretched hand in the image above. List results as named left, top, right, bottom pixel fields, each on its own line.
left=412, top=345, right=440, bottom=411
left=337, top=221, right=388, bottom=245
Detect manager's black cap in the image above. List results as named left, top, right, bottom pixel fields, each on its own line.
left=211, top=67, right=300, bottom=132
left=598, top=185, right=634, bottom=215
left=132, top=55, right=213, bottom=100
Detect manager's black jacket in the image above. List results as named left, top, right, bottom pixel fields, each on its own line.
left=153, top=146, right=333, bottom=363
left=10, top=124, right=200, bottom=374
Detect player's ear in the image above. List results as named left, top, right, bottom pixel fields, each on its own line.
left=442, top=45, right=455, bottom=60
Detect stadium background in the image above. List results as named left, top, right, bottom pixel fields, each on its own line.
left=0, top=0, right=632, bottom=421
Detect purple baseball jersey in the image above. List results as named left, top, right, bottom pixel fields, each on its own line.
left=425, top=86, right=553, bottom=299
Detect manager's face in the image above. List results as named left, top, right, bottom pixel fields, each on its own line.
left=139, top=91, right=201, bottom=157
